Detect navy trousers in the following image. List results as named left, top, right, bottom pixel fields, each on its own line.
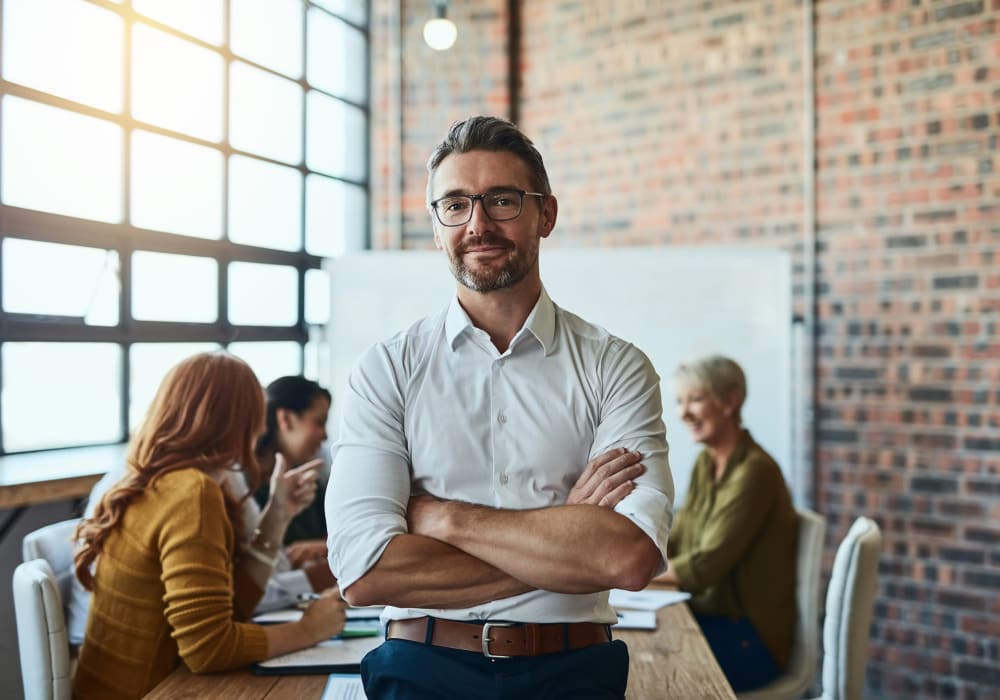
left=693, top=614, right=783, bottom=692
left=360, top=638, right=630, bottom=700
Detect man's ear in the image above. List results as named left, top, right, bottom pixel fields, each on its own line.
left=539, top=195, right=558, bottom=239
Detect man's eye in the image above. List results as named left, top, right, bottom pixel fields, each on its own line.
left=444, top=200, right=468, bottom=212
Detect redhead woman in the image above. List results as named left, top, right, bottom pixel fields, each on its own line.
left=655, top=355, right=797, bottom=692
left=73, top=352, right=345, bottom=700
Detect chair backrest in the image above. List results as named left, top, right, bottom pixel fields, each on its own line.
left=738, top=507, right=827, bottom=700
left=820, top=516, right=882, bottom=700
left=22, top=518, right=80, bottom=605
left=13, top=559, right=73, bottom=700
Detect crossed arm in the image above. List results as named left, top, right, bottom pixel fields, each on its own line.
left=342, top=449, right=661, bottom=609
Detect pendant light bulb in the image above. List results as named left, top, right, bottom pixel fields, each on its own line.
left=424, top=3, right=457, bottom=51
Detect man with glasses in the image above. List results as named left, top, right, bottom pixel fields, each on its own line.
left=326, top=116, right=673, bottom=699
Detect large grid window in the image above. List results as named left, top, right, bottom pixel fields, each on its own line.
left=0, top=0, right=369, bottom=453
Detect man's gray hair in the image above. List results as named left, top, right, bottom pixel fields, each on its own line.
left=426, top=116, right=551, bottom=204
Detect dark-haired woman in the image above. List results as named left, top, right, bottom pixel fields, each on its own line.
left=253, top=375, right=332, bottom=569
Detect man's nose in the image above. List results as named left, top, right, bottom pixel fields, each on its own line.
left=466, top=197, right=494, bottom=232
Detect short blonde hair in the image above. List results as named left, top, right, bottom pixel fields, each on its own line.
left=674, top=355, right=747, bottom=415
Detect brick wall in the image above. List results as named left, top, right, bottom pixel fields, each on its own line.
left=369, top=1, right=1000, bottom=697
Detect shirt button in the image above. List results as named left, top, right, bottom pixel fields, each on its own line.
left=498, top=412, right=507, bottom=425
left=497, top=359, right=505, bottom=368
left=499, top=473, right=509, bottom=485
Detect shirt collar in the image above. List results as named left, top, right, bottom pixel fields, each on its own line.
left=444, top=286, right=557, bottom=355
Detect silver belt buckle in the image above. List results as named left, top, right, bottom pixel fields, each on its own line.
left=481, top=621, right=516, bottom=659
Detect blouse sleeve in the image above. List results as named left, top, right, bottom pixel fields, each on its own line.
left=156, top=475, right=269, bottom=672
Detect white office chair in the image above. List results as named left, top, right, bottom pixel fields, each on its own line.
left=13, top=559, right=73, bottom=700
left=22, top=518, right=80, bottom=606
left=811, top=516, right=882, bottom=700
left=739, top=507, right=826, bottom=700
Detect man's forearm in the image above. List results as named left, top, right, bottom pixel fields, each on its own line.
left=415, top=500, right=661, bottom=594
left=342, top=532, right=533, bottom=609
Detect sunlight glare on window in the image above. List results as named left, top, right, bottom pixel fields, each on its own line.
left=306, top=91, right=367, bottom=181
left=132, top=251, right=218, bottom=322
left=307, top=8, right=368, bottom=105
left=231, top=0, right=303, bottom=79
left=129, top=343, right=221, bottom=429
left=227, top=262, right=298, bottom=326
left=230, top=61, right=303, bottom=165
left=1, top=96, right=122, bottom=223
left=2, top=0, right=123, bottom=113
left=305, top=174, right=367, bottom=257
left=131, top=130, right=223, bottom=238
left=2, top=343, right=121, bottom=452
left=133, top=0, right=224, bottom=45
left=305, top=269, right=330, bottom=325
left=227, top=341, right=302, bottom=387
left=2, top=239, right=119, bottom=325
left=132, top=23, right=224, bottom=142
left=228, top=155, right=301, bottom=251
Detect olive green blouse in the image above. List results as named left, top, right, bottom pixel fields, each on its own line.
left=668, top=430, right=798, bottom=669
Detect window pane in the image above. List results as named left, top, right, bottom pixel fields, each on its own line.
left=132, top=251, right=218, bottom=322
left=2, top=239, right=119, bottom=325
left=227, top=262, right=298, bottom=326
left=305, top=175, right=367, bottom=256
left=228, top=155, right=301, bottom=251
left=307, top=9, right=367, bottom=105
left=132, top=23, right=224, bottom=142
left=1, top=343, right=121, bottom=451
left=304, top=269, right=329, bottom=325
left=129, top=343, right=220, bottom=429
left=231, top=0, right=303, bottom=79
left=2, top=0, right=123, bottom=112
left=312, top=0, right=367, bottom=25
left=227, top=341, right=301, bottom=386
left=304, top=335, right=322, bottom=381
left=133, top=0, right=224, bottom=45
left=1, top=96, right=122, bottom=223
left=131, top=130, right=223, bottom=238
left=306, top=91, right=366, bottom=181
left=230, top=61, right=303, bottom=164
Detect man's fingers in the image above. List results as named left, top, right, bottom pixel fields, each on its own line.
left=287, top=458, right=324, bottom=477
left=598, top=481, right=636, bottom=508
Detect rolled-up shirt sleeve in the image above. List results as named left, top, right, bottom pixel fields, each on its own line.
left=591, top=341, right=674, bottom=574
left=325, top=342, right=412, bottom=592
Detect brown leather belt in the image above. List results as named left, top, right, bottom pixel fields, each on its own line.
left=386, top=616, right=612, bottom=658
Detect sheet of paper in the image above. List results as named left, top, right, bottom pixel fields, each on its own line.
left=609, top=588, right=691, bottom=611
left=253, top=606, right=385, bottom=624
left=321, top=674, right=366, bottom=700
left=256, top=634, right=384, bottom=670
left=613, top=609, right=657, bottom=630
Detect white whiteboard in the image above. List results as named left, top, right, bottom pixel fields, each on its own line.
left=326, top=247, right=792, bottom=506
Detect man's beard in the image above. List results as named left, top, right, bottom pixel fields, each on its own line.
left=447, top=234, right=538, bottom=292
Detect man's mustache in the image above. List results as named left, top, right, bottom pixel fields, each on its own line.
left=456, top=235, right=514, bottom=255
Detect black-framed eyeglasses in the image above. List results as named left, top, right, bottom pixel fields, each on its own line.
left=429, top=189, right=547, bottom=227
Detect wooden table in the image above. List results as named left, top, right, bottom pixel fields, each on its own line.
left=0, top=443, right=124, bottom=510
left=147, top=602, right=735, bottom=700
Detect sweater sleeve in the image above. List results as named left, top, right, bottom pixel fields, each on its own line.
left=156, top=474, right=269, bottom=673
left=670, top=455, right=779, bottom=593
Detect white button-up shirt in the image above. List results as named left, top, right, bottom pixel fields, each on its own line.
left=326, top=287, right=673, bottom=624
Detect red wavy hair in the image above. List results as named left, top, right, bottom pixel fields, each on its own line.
left=74, top=352, right=265, bottom=590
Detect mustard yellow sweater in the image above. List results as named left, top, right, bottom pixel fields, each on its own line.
left=73, top=468, right=269, bottom=700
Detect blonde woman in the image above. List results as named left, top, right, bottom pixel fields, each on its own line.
left=73, top=352, right=345, bottom=699
left=656, top=355, right=797, bottom=692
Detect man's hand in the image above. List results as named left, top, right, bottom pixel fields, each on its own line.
left=568, top=447, right=645, bottom=507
